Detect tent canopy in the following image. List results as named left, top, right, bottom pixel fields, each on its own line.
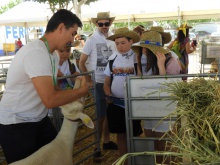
left=0, top=0, right=220, bottom=27
left=82, top=9, right=220, bottom=24
left=0, top=1, right=51, bottom=27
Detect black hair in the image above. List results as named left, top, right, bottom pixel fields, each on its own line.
left=138, top=25, right=145, bottom=28
left=114, top=37, right=132, bottom=41
left=45, top=9, right=83, bottom=33
left=177, top=28, right=189, bottom=43
left=137, top=47, right=172, bottom=75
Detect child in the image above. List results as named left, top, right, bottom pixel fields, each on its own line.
left=103, top=27, right=143, bottom=157
left=131, top=31, right=181, bottom=164
left=57, top=47, right=80, bottom=90
left=48, top=47, right=80, bottom=118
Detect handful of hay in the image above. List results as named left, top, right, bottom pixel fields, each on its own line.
left=163, top=77, right=220, bottom=164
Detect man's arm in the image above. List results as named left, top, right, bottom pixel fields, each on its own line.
left=32, top=76, right=89, bottom=108
left=79, top=53, right=92, bottom=83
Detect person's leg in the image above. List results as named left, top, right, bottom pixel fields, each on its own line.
left=0, top=123, right=36, bottom=164
left=95, top=83, right=117, bottom=150
left=154, top=131, right=168, bottom=164
left=36, top=116, right=58, bottom=150
left=106, top=104, right=127, bottom=155
left=143, top=120, right=154, bottom=137
left=93, top=83, right=108, bottom=162
left=117, top=133, right=127, bottom=156
left=154, top=120, right=174, bottom=164
left=0, top=121, right=39, bottom=164
left=103, top=115, right=110, bottom=143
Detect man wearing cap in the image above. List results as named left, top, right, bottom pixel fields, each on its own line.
left=79, top=12, right=118, bottom=161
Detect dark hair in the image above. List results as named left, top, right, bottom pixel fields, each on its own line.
left=45, top=9, right=83, bottom=33
left=115, top=37, right=132, bottom=41
left=138, top=25, right=145, bottom=28
left=133, top=26, right=144, bottom=36
left=137, top=47, right=171, bottom=75
left=177, top=28, right=189, bottom=43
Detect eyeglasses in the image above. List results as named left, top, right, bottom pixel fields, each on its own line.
left=97, top=22, right=110, bottom=27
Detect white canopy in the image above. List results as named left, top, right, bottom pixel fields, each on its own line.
left=0, top=0, right=220, bottom=27
left=0, top=1, right=51, bottom=27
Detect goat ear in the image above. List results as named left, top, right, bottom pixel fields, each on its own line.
left=79, top=113, right=94, bottom=129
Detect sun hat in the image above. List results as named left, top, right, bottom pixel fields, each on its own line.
left=107, top=27, right=140, bottom=43
left=131, top=31, right=169, bottom=55
left=145, top=26, right=172, bottom=44
left=133, top=26, right=145, bottom=35
left=177, top=23, right=192, bottom=36
left=91, top=12, right=115, bottom=24
left=177, top=23, right=192, bottom=30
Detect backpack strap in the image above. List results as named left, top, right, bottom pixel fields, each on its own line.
left=68, top=58, right=76, bottom=74
left=109, top=55, right=117, bottom=87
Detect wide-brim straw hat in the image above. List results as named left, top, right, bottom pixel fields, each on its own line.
left=145, top=26, right=172, bottom=44
left=177, top=23, right=192, bottom=30
left=91, top=12, right=115, bottom=24
left=131, top=31, right=169, bottom=55
left=107, top=27, right=140, bottom=43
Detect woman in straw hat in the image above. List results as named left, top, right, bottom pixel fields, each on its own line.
left=103, top=27, right=142, bottom=158
left=131, top=31, right=181, bottom=164
left=168, top=23, right=197, bottom=80
left=138, top=26, right=180, bottom=74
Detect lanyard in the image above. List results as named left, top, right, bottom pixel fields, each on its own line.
left=42, top=36, right=57, bottom=85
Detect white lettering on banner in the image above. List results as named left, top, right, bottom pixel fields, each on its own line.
left=4, top=26, right=45, bottom=39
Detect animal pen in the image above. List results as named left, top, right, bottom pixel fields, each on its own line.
left=50, top=71, right=102, bottom=165
left=120, top=73, right=220, bottom=165
left=1, top=58, right=220, bottom=164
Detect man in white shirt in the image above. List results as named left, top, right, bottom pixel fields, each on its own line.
left=0, top=9, right=89, bottom=164
left=79, top=12, right=118, bottom=162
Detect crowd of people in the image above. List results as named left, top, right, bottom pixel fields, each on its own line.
left=0, top=9, right=197, bottom=165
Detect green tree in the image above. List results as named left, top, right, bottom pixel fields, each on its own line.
left=29, top=0, right=98, bottom=19
left=0, top=0, right=22, bottom=14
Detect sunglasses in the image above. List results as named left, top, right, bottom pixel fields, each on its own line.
left=97, top=22, right=110, bottom=27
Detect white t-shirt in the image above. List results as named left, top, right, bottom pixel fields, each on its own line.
left=104, top=49, right=136, bottom=98
left=59, top=60, right=80, bottom=88
left=0, top=39, right=59, bottom=124
left=82, top=29, right=116, bottom=83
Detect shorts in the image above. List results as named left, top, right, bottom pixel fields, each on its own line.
left=94, top=83, right=106, bottom=118
left=107, top=103, right=143, bottom=136
left=143, top=119, right=175, bottom=133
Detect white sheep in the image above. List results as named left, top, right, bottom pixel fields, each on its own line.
left=10, top=79, right=94, bottom=165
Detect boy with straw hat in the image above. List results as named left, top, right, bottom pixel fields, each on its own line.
left=104, top=27, right=143, bottom=158
left=131, top=31, right=181, bottom=164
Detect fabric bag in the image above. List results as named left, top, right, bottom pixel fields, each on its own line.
left=171, top=41, right=182, bottom=59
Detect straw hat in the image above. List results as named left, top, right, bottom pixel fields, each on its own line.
left=91, top=12, right=115, bottom=24
left=177, top=23, right=192, bottom=36
left=107, top=27, right=140, bottom=43
left=177, top=23, right=192, bottom=30
left=131, top=31, right=169, bottom=55
left=145, top=26, right=171, bottom=44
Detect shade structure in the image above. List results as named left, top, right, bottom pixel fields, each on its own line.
left=0, top=1, right=219, bottom=26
